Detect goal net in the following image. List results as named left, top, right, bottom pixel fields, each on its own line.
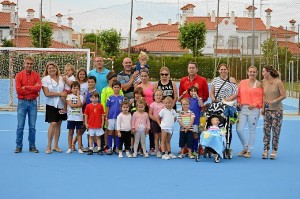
left=0, top=47, right=91, bottom=111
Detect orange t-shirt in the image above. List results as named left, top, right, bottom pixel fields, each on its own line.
left=238, top=79, right=263, bottom=108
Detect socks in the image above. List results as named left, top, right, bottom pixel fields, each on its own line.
left=193, top=138, right=198, bottom=152
left=108, top=135, right=113, bottom=148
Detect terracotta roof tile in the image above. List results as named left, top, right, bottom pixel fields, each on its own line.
left=270, top=26, right=297, bottom=38
left=181, top=4, right=195, bottom=10
left=0, top=12, right=11, bottom=26
left=12, top=35, right=74, bottom=48
left=215, top=49, right=241, bottom=54
left=157, top=31, right=179, bottom=38
left=278, top=41, right=300, bottom=55
left=1, top=1, right=11, bottom=5
left=127, top=38, right=188, bottom=53
left=10, top=2, right=16, bottom=6
left=186, top=16, right=266, bottom=31
left=265, top=8, right=273, bottom=12
left=136, top=23, right=178, bottom=32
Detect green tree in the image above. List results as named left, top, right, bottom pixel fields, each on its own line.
left=1, top=38, right=14, bottom=47
left=83, top=33, right=101, bottom=55
left=98, top=29, right=121, bottom=57
left=29, top=22, right=53, bottom=48
left=179, top=22, right=206, bottom=57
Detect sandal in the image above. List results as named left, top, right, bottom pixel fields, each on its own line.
left=244, top=151, right=251, bottom=158
left=262, top=150, right=268, bottom=159
left=238, top=149, right=247, bottom=157
left=270, top=151, right=277, bottom=160
left=53, top=148, right=63, bottom=153
left=46, top=149, right=51, bottom=154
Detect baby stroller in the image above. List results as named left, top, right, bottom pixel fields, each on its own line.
left=195, top=101, right=237, bottom=163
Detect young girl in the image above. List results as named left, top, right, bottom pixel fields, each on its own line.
left=149, top=90, right=164, bottom=158
left=117, top=101, right=132, bottom=158
left=60, top=63, right=76, bottom=114
left=131, top=99, right=150, bottom=158
left=66, top=81, right=84, bottom=154
left=178, top=98, right=195, bottom=159
left=158, top=96, right=177, bottom=160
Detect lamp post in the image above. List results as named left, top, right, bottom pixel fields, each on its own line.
left=128, top=0, right=133, bottom=56
left=251, top=0, right=255, bottom=66
left=213, top=0, right=220, bottom=78
left=39, top=0, right=43, bottom=48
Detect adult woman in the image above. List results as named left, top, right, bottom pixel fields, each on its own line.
left=236, top=66, right=263, bottom=158
left=42, top=61, right=67, bottom=154
left=134, top=69, right=155, bottom=154
left=210, top=63, right=237, bottom=150
left=153, top=67, right=178, bottom=109
left=261, top=66, right=286, bottom=160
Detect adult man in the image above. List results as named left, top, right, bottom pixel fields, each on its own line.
left=88, top=57, right=110, bottom=97
left=179, top=61, right=209, bottom=102
left=117, top=57, right=139, bottom=99
left=15, top=56, right=42, bottom=153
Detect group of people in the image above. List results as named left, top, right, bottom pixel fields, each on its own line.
left=14, top=52, right=286, bottom=160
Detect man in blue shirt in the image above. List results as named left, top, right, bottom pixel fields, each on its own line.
left=88, top=57, right=110, bottom=98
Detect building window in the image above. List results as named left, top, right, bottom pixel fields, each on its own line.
left=214, top=36, right=224, bottom=47
left=247, top=36, right=258, bottom=49
left=228, top=36, right=238, bottom=48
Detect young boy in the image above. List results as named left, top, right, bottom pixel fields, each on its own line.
left=106, top=80, right=124, bottom=155
left=66, top=81, right=84, bottom=154
left=84, top=91, right=105, bottom=155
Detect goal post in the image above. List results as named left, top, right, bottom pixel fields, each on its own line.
left=0, top=47, right=90, bottom=111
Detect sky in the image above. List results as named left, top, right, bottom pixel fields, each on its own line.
left=9, top=0, right=300, bottom=35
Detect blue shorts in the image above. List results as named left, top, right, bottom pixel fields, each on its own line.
left=67, top=121, right=83, bottom=130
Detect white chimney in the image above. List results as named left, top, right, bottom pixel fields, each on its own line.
left=246, top=6, right=256, bottom=18
left=1, top=0, right=11, bottom=12
left=136, top=16, right=143, bottom=29
left=180, top=4, right=195, bottom=25
left=211, top=10, right=216, bottom=22
left=56, top=13, right=63, bottom=27
left=26, top=9, right=35, bottom=22
left=230, top=11, right=235, bottom=23
left=289, top=19, right=296, bottom=32
left=265, top=8, right=272, bottom=30
left=67, top=17, right=73, bottom=28
left=168, top=19, right=171, bottom=25
left=10, top=2, right=16, bottom=24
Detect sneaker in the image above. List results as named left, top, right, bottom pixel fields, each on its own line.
left=126, top=152, right=132, bottom=158
left=107, top=148, right=113, bottom=155
left=132, top=153, right=137, bottom=158
left=14, top=147, right=22, bottom=153
left=87, top=149, right=93, bottom=155
left=78, top=149, right=84, bottom=154
left=98, top=150, right=104, bottom=155
left=162, top=154, right=170, bottom=160
left=144, top=153, right=149, bottom=158
left=29, top=147, right=39, bottom=153
left=82, top=147, right=89, bottom=152
left=192, top=151, right=198, bottom=157
left=189, top=155, right=195, bottom=159
left=244, top=151, right=251, bottom=158
left=156, top=151, right=162, bottom=158
left=115, top=149, right=119, bottom=155
left=168, top=153, right=177, bottom=159
left=118, top=153, right=123, bottom=158
left=93, top=147, right=98, bottom=153
left=66, top=149, right=72, bottom=154
left=178, top=154, right=184, bottom=159
left=150, top=148, right=156, bottom=156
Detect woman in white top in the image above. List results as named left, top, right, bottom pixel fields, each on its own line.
left=42, top=61, right=67, bottom=154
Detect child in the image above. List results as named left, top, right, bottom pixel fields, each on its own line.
left=117, top=101, right=132, bottom=158
left=149, top=89, right=164, bottom=158
left=131, top=98, right=150, bottom=158
left=133, top=51, right=149, bottom=84
left=60, top=63, right=76, bottom=114
left=66, top=82, right=84, bottom=154
left=178, top=98, right=195, bottom=159
left=179, top=86, right=204, bottom=156
left=84, top=91, right=105, bottom=155
left=106, top=80, right=124, bottom=155
left=158, top=96, right=177, bottom=160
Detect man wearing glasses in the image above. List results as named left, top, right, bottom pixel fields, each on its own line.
left=179, top=61, right=209, bottom=102
left=117, top=57, right=139, bottom=100
left=15, top=56, right=42, bottom=153
left=88, top=57, right=110, bottom=97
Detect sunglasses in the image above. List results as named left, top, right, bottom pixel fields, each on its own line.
left=160, top=73, right=168, bottom=76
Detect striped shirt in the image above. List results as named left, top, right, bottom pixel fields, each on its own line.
left=212, top=76, right=237, bottom=102
left=178, top=110, right=195, bottom=131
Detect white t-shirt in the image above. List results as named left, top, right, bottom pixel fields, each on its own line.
left=80, top=81, right=88, bottom=101
left=42, top=75, right=65, bottom=108
left=159, top=108, right=177, bottom=130
left=66, top=93, right=84, bottom=121
left=64, top=75, right=76, bottom=91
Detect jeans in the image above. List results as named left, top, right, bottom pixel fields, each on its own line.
left=236, top=105, right=260, bottom=152
left=16, top=99, right=38, bottom=149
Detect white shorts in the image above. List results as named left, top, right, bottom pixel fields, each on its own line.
left=88, top=128, right=104, bottom=136
left=107, top=119, right=117, bottom=130
left=162, top=129, right=173, bottom=134
left=193, top=125, right=199, bottom=133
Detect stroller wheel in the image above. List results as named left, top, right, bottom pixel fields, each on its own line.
left=195, top=154, right=200, bottom=162
left=214, top=154, right=220, bottom=163
left=208, top=151, right=212, bottom=158
left=203, top=148, right=208, bottom=158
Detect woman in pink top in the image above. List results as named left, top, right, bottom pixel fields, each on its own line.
left=236, top=66, right=263, bottom=158
left=135, top=68, right=155, bottom=154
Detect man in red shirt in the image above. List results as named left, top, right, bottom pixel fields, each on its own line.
left=179, top=61, right=209, bottom=102
left=15, top=56, right=42, bottom=153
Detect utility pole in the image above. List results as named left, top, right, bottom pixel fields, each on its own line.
left=39, top=0, right=43, bottom=48
left=213, top=0, right=220, bottom=78
left=128, top=0, right=133, bottom=57
left=251, top=0, right=255, bottom=66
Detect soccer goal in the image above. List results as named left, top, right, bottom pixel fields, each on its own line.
left=0, top=47, right=91, bottom=111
